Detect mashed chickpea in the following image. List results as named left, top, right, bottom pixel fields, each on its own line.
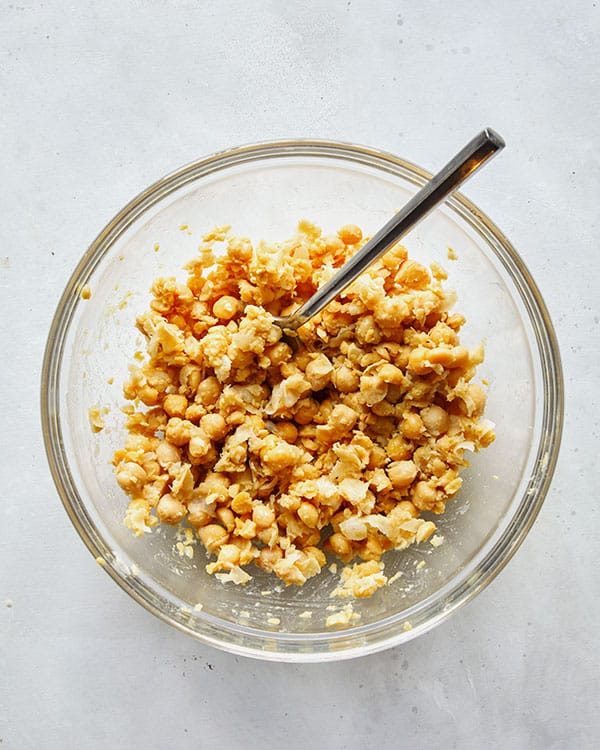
left=112, top=221, right=495, bottom=595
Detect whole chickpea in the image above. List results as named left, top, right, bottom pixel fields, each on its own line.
left=156, top=493, right=187, bottom=525
left=420, top=405, right=450, bottom=436
left=212, top=295, right=241, bottom=320
left=401, top=412, right=424, bottom=440
left=196, top=376, right=221, bottom=406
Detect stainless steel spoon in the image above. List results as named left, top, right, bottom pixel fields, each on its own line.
left=273, top=128, right=505, bottom=337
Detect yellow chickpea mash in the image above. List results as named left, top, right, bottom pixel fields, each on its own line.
left=112, top=221, right=494, bottom=598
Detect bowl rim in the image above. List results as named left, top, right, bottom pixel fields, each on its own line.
left=40, top=138, right=564, bottom=661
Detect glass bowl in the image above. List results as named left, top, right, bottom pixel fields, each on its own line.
left=41, top=140, right=563, bottom=661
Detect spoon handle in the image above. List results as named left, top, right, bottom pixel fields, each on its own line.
left=285, top=128, right=505, bottom=331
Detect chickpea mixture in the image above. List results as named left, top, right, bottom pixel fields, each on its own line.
left=113, top=221, right=494, bottom=596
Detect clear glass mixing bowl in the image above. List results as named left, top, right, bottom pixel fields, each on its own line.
left=41, top=141, right=563, bottom=661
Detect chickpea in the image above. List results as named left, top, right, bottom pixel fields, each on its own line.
left=304, top=353, right=333, bottom=390
left=261, top=442, right=301, bottom=471
left=197, top=524, right=229, bottom=552
left=373, top=297, right=408, bottom=328
left=388, top=460, right=418, bottom=489
left=293, top=398, right=319, bottom=425
left=235, top=518, right=257, bottom=539
left=369, top=445, right=388, bottom=469
left=155, top=440, right=180, bottom=468
left=196, top=376, right=221, bottom=406
left=397, top=500, right=419, bottom=518
left=295, top=550, right=321, bottom=578
left=292, top=350, right=313, bottom=371
left=430, top=321, right=458, bottom=346
left=415, top=521, right=436, bottom=543
left=187, top=499, right=212, bottom=529
left=430, top=457, right=449, bottom=478
left=358, top=533, right=386, bottom=561
left=298, top=529, right=321, bottom=548
left=360, top=351, right=382, bottom=368
left=420, top=405, right=450, bottom=436
left=257, top=525, right=278, bottom=547
left=265, top=341, right=292, bottom=366
left=201, top=445, right=219, bottom=467
left=146, top=369, right=173, bottom=392
left=412, top=445, right=433, bottom=473
left=386, top=435, right=412, bottom=461
left=393, top=345, right=411, bottom=369
left=298, top=501, right=319, bottom=529
left=409, top=345, right=469, bottom=374
left=397, top=259, right=430, bottom=289
left=411, top=481, right=437, bottom=511
left=116, top=462, right=147, bottom=491
left=165, top=417, right=194, bottom=446
left=279, top=362, right=301, bottom=379
left=200, top=472, right=230, bottom=497
left=406, top=348, right=432, bottom=375
left=339, top=516, right=368, bottom=541
left=163, top=393, right=188, bottom=418
left=279, top=494, right=301, bottom=512
left=400, top=412, right=424, bottom=440
left=256, top=546, right=283, bottom=572
left=274, top=421, right=298, bottom=443
left=216, top=507, right=235, bottom=532
left=252, top=504, right=276, bottom=529
left=381, top=243, right=408, bottom=270
left=184, top=403, right=205, bottom=422
left=378, top=363, right=405, bottom=385
left=212, top=295, right=241, bottom=320
left=345, top=343, right=365, bottom=365
left=200, top=413, right=228, bottom=440
left=372, top=400, right=395, bottom=417
left=156, top=493, right=187, bottom=525
left=355, top=315, right=382, bottom=345
left=330, top=509, right=349, bottom=533
left=141, top=458, right=160, bottom=481
left=298, top=435, right=318, bottom=453
left=465, top=383, right=487, bottom=417
left=323, top=234, right=345, bottom=254
left=137, top=384, right=159, bottom=406
left=304, top=546, right=326, bottom=568
left=179, top=364, right=202, bottom=395
left=231, top=491, right=253, bottom=515
left=188, top=431, right=210, bottom=459
left=360, top=374, right=388, bottom=406
left=326, top=532, right=353, bottom=560
left=330, top=403, right=358, bottom=431
left=146, top=408, right=168, bottom=432
left=217, top=544, right=241, bottom=566
left=434, top=345, right=469, bottom=369
left=234, top=537, right=258, bottom=566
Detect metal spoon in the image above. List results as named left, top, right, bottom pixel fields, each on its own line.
left=273, top=128, right=505, bottom=337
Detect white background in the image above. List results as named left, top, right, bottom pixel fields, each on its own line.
left=1, top=1, right=598, bottom=748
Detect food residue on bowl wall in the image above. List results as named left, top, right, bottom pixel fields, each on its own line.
left=325, top=602, right=360, bottom=628
left=88, top=406, right=105, bottom=433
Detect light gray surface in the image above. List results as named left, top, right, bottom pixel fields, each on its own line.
left=1, top=1, right=598, bottom=747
